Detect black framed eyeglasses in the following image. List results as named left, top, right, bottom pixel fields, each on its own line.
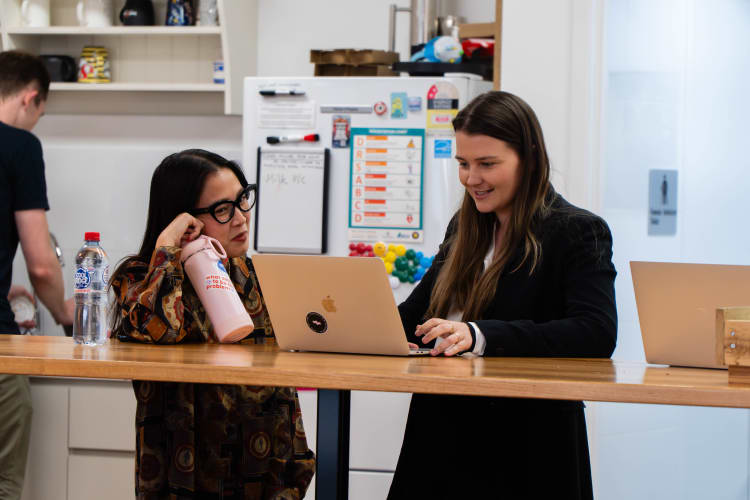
left=191, top=184, right=256, bottom=224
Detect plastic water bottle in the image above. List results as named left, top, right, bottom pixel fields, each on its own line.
left=73, top=232, right=109, bottom=345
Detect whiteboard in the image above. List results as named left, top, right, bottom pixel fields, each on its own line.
left=254, top=147, right=329, bottom=253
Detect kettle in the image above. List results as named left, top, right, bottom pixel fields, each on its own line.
left=181, top=236, right=254, bottom=343
left=119, top=0, right=154, bottom=25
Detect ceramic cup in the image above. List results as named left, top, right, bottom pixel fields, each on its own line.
left=76, top=0, right=114, bottom=27
left=197, top=0, right=218, bottom=26
left=20, top=0, right=50, bottom=27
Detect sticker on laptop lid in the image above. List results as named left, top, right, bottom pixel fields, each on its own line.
left=306, top=312, right=328, bottom=334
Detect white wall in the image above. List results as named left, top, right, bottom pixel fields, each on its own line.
left=256, top=0, right=495, bottom=77
left=594, top=1, right=750, bottom=499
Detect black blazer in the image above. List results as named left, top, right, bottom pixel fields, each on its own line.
left=398, top=193, right=617, bottom=358
left=388, top=193, right=617, bottom=500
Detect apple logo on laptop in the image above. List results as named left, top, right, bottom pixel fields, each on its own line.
left=322, top=295, right=336, bottom=312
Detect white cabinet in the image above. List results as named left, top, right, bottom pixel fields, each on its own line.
left=298, top=390, right=410, bottom=500
left=0, top=0, right=257, bottom=114
left=21, top=379, right=69, bottom=500
left=349, top=471, right=395, bottom=500
left=350, top=391, right=410, bottom=471
left=67, top=453, right=134, bottom=500
left=22, top=378, right=136, bottom=500
left=68, top=382, right=136, bottom=451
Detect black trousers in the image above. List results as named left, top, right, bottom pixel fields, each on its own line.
left=388, top=394, right=594, bottom=500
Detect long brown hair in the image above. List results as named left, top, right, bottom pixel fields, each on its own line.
left=426, top=91, right=553, bottom=320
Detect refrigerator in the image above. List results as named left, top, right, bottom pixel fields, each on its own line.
left=242, top=75, right=492, bottom=499
left=243, top=75, right=491, bottom=302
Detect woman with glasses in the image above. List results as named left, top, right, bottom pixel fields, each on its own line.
left=109, top=149, right=315, bottom=499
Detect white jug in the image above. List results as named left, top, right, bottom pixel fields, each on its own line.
left=20, top=0, right=50, bottom=27
left=76, top=0, right=114, bottom=27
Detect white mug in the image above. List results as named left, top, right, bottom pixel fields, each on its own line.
left=20, top=0, right=50, bottom=27
left=197, top=0, right=218, bottom=26
left=76, top=0, right=114, bottom=27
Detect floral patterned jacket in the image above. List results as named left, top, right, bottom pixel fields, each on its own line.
left=111, top=246, right=315, bottom=500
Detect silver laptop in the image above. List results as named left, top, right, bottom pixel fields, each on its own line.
left=631, top=261, right=750, bottom=369
left=252, top=254, right=432, bottom=356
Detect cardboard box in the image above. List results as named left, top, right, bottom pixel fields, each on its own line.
left=310, top=49, right=399, bottom=77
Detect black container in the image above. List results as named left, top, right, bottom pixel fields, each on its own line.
left=120, top=0, right=155, bottom=26
left=392, top=61, right=493, bottom=81
left=40, top=55, right=77, bottom=82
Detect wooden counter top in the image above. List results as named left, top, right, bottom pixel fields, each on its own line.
left=2, top=334, right=750, bottom=408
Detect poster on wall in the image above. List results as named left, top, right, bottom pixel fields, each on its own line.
left=648, top=169, right=678, bottom=236
left=348, top=128, right=425, bottom=243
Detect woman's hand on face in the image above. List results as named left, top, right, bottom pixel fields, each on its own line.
left=416, top=318, right=472, bottom=356
left=155, top=213, right=204, bottom=248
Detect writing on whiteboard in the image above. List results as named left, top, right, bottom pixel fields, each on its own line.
left=263, top=172, right=308, bottom=185
left=262, top=152, right=323, bottom=189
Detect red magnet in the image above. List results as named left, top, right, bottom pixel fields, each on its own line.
left=374, top=101, right=388, bottom=115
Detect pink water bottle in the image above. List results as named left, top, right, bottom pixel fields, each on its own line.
left=180, top=235, right=254, bottom=343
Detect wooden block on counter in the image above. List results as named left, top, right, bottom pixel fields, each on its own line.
left=718, top=307, right=750, bottom=383
left=729, top=366, right=750, bottom=385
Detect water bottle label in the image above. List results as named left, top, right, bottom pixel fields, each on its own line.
left=205, top=273, right=233, bottom=292
left=103, top=265, right=110, bottom=286
left=74, top=267, right=91, bottom=292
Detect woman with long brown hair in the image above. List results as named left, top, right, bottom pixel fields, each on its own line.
left=388, top=92, right=617, bottom=499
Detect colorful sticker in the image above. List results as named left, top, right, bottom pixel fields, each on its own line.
left=390, top=92, right=407, bottom=119
left=374, top=101, right=388, bottom=115
left=434, top=139, right=452, bottom=159
left=332, top=115, right=351, bottom=148
left=348, top=128, right=425, bottom=242
left=408, top=96, right=422, bottom=112
left=426, top=82, right=459, bottom=135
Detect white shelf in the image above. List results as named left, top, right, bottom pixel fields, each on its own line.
left=5, top=26, right=222, bottom=36
left=50, top=82, right=225, bottom=92
left=0, top=0, right=258, bottom=114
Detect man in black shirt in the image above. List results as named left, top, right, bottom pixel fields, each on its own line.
left=0, top=50, right=73, bottom=499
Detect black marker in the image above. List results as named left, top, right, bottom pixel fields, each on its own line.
left=259, top=89, right=306, bottom=96
left=267, top=134, right=320, bottom=144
